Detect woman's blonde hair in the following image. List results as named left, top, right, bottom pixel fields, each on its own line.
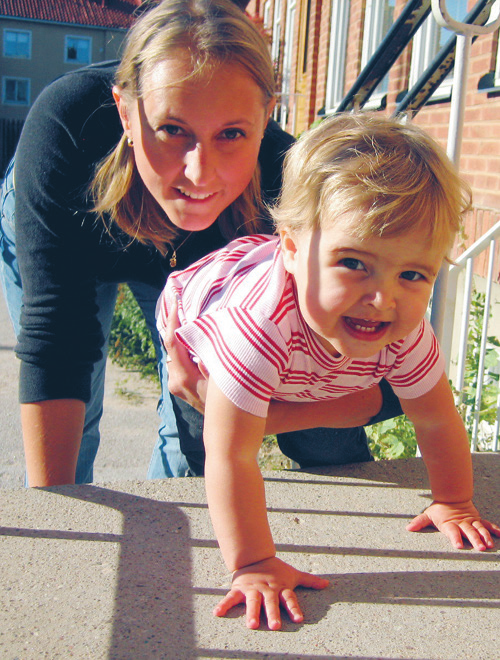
left=272, top=113, right=471, bottom=255
left=92, top=0, right=275, bottom=254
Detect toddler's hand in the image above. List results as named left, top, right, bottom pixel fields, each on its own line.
left=407, top=500, right=500, bottom=551
left=213, top=556, right=329, bottom=630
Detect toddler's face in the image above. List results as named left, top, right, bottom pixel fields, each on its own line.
left=280, top=216, right=446, bottom=358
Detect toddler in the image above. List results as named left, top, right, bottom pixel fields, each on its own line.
left=157, top=113, right=500, bottom=630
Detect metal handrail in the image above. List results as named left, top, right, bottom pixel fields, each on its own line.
left=441, top=218, right=500, bottom=451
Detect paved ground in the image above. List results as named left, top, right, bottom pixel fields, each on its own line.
left=1, top=454, right=499, bottom=659
left=0, top=288, right=158, bottom=488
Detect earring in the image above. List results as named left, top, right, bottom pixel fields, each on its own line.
left=127, top=137, right=134, bottom=146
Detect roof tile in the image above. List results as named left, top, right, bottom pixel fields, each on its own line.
left=0, top=0, right=142, bottom=30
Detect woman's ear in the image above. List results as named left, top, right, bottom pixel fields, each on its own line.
left=279, top=227, right=298, bottom=275
left=266, top=97, right=277, bottom=124
left=112, top=85, right=132, bottom=138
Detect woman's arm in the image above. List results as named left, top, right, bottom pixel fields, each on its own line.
left=266, top=387, right=382, bottom=434
left=12, top=67, right=121, bottom=484
left=21, top=400, right=84, bottom=486
left=203, top=377, right=328, bottom=629
left=163, top=304, right=383, bottom=428
left=401, top=372, right=500, bottom=550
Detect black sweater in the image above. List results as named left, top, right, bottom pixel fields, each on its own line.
left=14, top=62, right=294, bottom=404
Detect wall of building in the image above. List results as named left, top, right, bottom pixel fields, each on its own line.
left=0, top=17, right=126, bottom=121
left=250, top=0, right=500, bottom=251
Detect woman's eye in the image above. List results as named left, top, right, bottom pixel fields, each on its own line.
left=401, top=270, right=424, bottom=282
left=339, top=258, right=364, bottom=270
left=220, top=128, right=245, bottom=141
left=161, top=124, right=185, bottom=137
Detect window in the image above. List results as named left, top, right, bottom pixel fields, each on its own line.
left=3, top=77, right=30, bottom=105
left=361, top=0, right=395, bottom=104
left=65, top=36, right=91, bottom=64
left=409, top=0, right=468, bottom=100
left=325, top=0, right=350, bottom=112
left=3, top=29, right=31, bottom=59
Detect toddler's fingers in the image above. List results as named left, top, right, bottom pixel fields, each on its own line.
left=406, top=512, right=432, bottom=532
left=440, top=522, right=464, bottom=549
left=297, top=571, right=329, bottom=590
left=482, top=518, right=500, bottom=538
left=245, top=590, right=263, bottom=630
left=455, top=521, right=486, bottom=551
left=279, top=588, right=304, bottom=624
left=262, top=592, right=283, bottom=630
left=213, top=588, right=244, bottom=618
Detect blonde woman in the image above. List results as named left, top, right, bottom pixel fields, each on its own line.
left=0, top=0, right=397, bottom=486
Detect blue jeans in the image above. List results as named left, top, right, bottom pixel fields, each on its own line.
left=0, top=159, right=189, bottom=483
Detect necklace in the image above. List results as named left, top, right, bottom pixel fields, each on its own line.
left=169, top=231, right=192, bottom=268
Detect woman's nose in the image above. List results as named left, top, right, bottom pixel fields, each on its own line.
left=184, top=143, right=215, bottom=186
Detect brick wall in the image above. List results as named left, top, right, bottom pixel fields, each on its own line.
left=248, top=0, right=500, bottom=255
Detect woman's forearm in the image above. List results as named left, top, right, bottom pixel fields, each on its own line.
left=265, top=386, right=382, bottom=435
left=21, top=399, right=85, bottom=487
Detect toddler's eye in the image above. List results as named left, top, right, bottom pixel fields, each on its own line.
left=401, top=270, right=424, bottom=281
left=339, top=258, right=364, bottom=270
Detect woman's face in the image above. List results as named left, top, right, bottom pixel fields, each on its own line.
left=114, top=56, right=273, bottom=232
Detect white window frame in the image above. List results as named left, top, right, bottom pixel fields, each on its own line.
left=325, top=0, right=350, bottom=112
left=2, top=76, right=30, bottom=106
left=361, top=0, right=395, bottom=107
left=3, top=28, right=31, bottom=59
left=409, top=0, right=469, bottom=101
left=491, top=1, right=500, bottom=86
left=279, top=0, right=296, bottom=128
left=271, top=0, right=282, bottom=64
left=64, top=35, right=92, bottom=65
left=263, top=0, right=272, bottom=30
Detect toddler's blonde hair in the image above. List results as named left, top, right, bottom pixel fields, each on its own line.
left=272, top=113, right=471, bottom=255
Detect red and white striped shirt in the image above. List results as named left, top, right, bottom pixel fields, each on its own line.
left=157, top=235, right=444, bottom=418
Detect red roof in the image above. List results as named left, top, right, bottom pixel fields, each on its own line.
left=0, top=0, right=142, bottom=30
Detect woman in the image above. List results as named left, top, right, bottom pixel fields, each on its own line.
left=0, top=0, right=399, bottom=487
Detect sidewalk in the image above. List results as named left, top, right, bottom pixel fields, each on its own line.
left=0, top=288, right=159, bottom=488
left=1, top=288, right=499, bottom=659
left=1, top=454, right=499, bottom=659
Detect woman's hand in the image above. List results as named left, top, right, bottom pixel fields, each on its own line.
left=163, top=299, right=208, bottom=413
left=213, top=557, right=329, bottom=630
left=407, top=500, right=500, bottom=551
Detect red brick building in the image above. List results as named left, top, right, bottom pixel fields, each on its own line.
left=248, top=0, right=500, bottom=249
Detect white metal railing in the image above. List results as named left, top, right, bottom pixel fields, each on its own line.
left=439, top=214, right=500, bottom=451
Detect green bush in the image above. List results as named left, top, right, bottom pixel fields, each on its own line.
left=368, top=414, right=417, bottom=460
left=108, top=284, right=158, bottom=380
left=453, top=290, right=500, bottom=448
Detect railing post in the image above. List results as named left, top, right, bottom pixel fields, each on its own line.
left=470, top=238, right=497, bottom=449
left=429, top=0, right=500, bottom=360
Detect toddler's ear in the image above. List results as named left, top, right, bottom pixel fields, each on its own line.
left=279, top=227, right=298, bottom=275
